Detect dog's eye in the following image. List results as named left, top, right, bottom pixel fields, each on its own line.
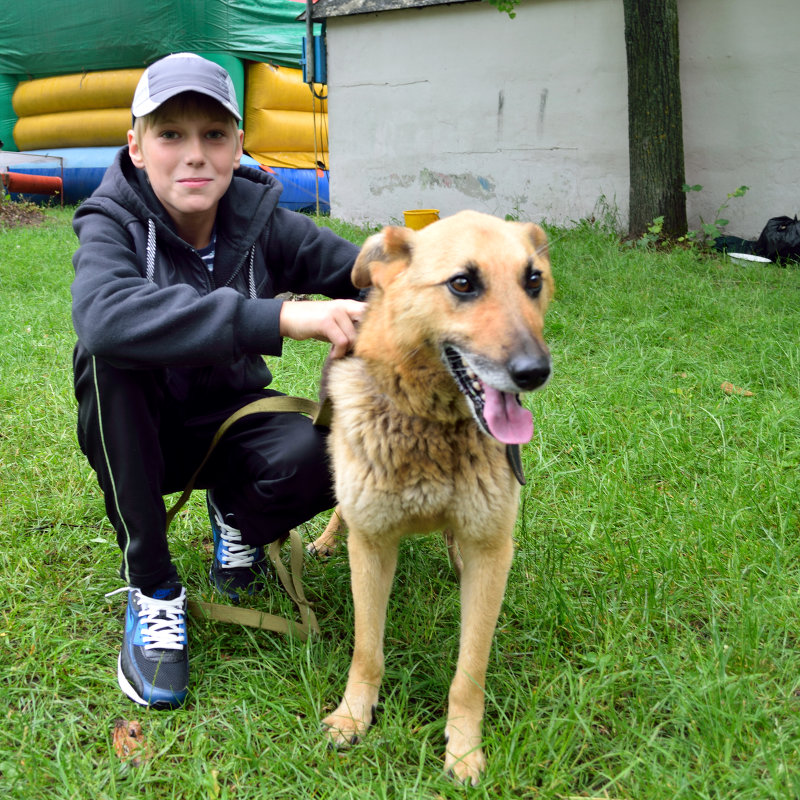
left=448, top=274, right=478, bottom=297
left=525, top=270, right=544, bottom=298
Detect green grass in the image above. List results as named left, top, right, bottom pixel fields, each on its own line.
left=2, top=206, right=800, bottom=798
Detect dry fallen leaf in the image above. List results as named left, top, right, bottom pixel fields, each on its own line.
left=721, top=381, right=754, bottom=397
left=113, top=718, right=149, bottom=766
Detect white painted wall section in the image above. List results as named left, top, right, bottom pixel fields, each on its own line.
left=324, top=0, right=800, bottom=237
left=327, top=0, right=629, bottom=227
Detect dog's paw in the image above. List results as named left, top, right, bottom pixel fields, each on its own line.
left=305, top=541, right=328, bottom=558
left=444, top=725, right=485, bottom=785
left=444, top=748, right=486, bottom=786
left=307, top=535, right=339, bottom=558
left=322, top=703, right=376, bottom=747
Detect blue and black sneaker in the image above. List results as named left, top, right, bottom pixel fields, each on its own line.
left=207, top=491, right=271, bottom=603
left=108, top=583, right=188, bottom=709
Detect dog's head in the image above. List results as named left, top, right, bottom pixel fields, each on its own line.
left=352, top=210, right=554, bottom=445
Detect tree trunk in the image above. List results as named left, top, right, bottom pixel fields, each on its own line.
left=623, top=0, right=687, bottom=238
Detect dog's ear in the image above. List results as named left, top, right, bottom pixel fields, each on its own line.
left=519, top=222, right=549, bottom=261
left=352, top=227, right=415, bottom=290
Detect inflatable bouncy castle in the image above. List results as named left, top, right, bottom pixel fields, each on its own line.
left=0, top=1, right=329, bottom=211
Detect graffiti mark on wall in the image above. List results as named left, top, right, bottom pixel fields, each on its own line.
left=369, top=169, right=496, bottom=201
left=420, top=169, right=496, bottom=199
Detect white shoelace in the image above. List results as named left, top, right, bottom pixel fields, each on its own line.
left=214, top=513, right=260, bottom=569
left=105, top=586, right=187, bottom=651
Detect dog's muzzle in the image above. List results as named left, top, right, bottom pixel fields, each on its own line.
left=443, top=346, right=547, bottom=445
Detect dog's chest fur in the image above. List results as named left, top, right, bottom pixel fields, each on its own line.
left=327, top=357, right=517, bottom=536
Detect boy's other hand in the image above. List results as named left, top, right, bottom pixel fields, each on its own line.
left=279, top=299, right=365, bottom=359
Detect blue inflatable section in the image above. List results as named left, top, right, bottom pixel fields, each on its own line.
left=5, top=147, right=330, bottom=212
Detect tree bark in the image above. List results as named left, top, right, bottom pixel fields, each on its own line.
left=623, top=0, right=687, bottom=238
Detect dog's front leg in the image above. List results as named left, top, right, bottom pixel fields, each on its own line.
left=444, top=533, right=514, bottom=785
left=323, top=529, right=399, bottom=746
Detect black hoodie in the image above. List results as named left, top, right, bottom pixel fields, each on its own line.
left=71, top=148, right=359, bottom=402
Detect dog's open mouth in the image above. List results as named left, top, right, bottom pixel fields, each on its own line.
left=443, top=346, right=534, bottom=445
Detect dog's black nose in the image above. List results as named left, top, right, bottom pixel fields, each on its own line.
left=509, top=355, right=551, bottom=390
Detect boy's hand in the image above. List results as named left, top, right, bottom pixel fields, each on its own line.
left=279, top=299, right=365, bottom=359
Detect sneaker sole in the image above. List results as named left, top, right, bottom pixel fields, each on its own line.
left=116, top=652, right=186, bottom=710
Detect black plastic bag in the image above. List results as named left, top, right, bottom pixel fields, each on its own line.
left=754, top=216, right=800, bottom=263
left=713, top=215, right=800, bottom=264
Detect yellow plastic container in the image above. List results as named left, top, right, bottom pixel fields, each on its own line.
left=403, top=209, right=439, bottom=230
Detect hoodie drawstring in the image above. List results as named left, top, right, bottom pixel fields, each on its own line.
left=248, top=245, right=256, bottom=299
left=145, top=219, right=156, bottom=283
left=145, top=219, right=257, bottom=299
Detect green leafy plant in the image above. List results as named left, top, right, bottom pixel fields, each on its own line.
left=637, top=215, right=664, bottom=249
left=624, top=214, right=664, bottom=250
left=484, top=0, right=521, bottom=18
left=681, top=183, right=749, bottom=245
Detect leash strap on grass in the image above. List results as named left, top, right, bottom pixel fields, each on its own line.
left=169, top=395, right=324, bottom=640
left=268, top=529, right=320, bottom=637
left=186, top=532, right=318, bottom=641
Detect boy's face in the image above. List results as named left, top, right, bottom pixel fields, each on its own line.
left=128, top=102, right=244, bottom=238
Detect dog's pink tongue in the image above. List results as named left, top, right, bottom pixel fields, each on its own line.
left=483, top=385, right=534, bottom=444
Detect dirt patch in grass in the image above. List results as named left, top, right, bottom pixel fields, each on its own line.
left=0, top=197, right=46, bottom=228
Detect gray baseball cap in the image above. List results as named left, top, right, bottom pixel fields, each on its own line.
left=132, top=53, right=241, bottom=121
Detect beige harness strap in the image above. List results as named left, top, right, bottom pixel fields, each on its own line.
left=166, top=395, right=324, bottom=639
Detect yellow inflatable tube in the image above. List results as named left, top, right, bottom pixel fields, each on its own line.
left=244, top=63, right=327, bottom=170
left=13, top=69, right=143, bottom=117
left=245, top=63, right=326, bottom=114
left=15, top=109, right=131, bottom=150
left=245, top=108, right=328, bottom=154
left=12, top=68, right=142, bottom=150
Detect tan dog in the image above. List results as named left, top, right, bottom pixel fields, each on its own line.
left=314, top=210, right=554, bottom=784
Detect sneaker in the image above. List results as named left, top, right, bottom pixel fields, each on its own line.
left=108, top=584, right=189, bottom=709
left=207, top=491, right=270, bottom=602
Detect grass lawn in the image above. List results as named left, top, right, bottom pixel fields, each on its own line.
left=1, top=203, right=799, bottom=799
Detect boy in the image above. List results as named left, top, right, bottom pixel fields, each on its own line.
left=71, top=53, right=363, bottom=709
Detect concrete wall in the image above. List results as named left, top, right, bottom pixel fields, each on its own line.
left=325, top=0, right=799, bottom=237
left=680, top=0, right=799, bottom=237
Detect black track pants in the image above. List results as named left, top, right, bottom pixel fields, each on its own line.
left=74, top=352, right=335, bottom=588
